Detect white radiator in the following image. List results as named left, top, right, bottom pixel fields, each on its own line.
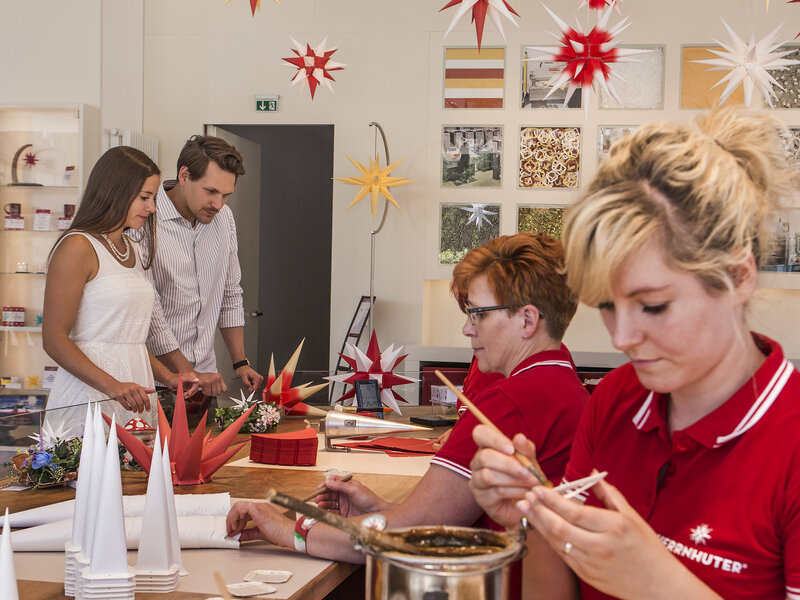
left=108, top=129, right=158, bottom=163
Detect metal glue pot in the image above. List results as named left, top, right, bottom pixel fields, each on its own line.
left=361, top=525, right=525, bottom=600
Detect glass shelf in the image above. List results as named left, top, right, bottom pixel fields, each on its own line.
left=0, top=229, right=63, bottom=233
left=0, top=326, right=42, bottom=332
left=0, top=388, right=49, bottom=396
left=0, top=271, right=46, bottom=275
left=2, top=185, right=78, bottom=190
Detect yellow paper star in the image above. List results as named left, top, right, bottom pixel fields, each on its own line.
left=26, top=375, right=41, bottom=389
left=337, top=155, right=413, bottom=219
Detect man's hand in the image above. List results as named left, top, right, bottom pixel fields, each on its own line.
left=235, top=364, right=264, bottom=393
left=193, top=371, right=226, bottom=397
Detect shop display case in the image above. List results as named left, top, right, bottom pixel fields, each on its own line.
left=0, top=104, right=100, bottom=401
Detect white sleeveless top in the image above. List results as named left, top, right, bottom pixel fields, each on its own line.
left=44, top=232, right=158, bottom=435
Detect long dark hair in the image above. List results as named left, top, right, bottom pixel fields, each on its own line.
left=53, top=146, right=160, bottom=269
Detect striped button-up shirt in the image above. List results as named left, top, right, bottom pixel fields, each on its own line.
left=139, top=180, right=245, bottom=373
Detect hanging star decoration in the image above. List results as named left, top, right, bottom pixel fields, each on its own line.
left=336, top=155, right=413, bottom=220
left=23, top=152, right=38, bottom=168
left=526, top=4, right=647, bottom=113
left=440, top=0, right=520, bottom=50
left=107, top=377, right=254, bottom=485
left=578, top=0, right=621, bottom=11
left=283, top=38, right=345, bottom=100
left=262, top=338, right=329, bottom=417
left=25, top=375, right=42, bottom=389
left=225, top=0, right=280, bottom=18
left=693, top=21, right=800, bottom=108
left=460, top=204, right=496, bottom=230
left=325, top=331, right=418, bottom=415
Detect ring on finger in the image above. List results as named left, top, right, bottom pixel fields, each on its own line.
left=562, top=541, right=574, bottom=555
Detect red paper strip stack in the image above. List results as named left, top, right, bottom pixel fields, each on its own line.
left=250, top=426, right=318, bottom=466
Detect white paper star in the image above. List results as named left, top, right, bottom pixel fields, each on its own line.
left=229, top=389, right=256, bottom=410
left=459, top=204, right=497, bottom=230
left=694, top=21, right=800, bottom=108
left=29, top=421, right=76, bottom=447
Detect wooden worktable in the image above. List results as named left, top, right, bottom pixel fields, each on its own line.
left=1, top=411, right=440, bottom=599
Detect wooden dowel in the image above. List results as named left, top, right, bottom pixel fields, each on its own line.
left=434, top=369, right=552, bottom=488
left=266, top=488, right=422, bottom=555
left=301, top=473, right=354, bottom=503
left=214, top=571, right=233, bottom=600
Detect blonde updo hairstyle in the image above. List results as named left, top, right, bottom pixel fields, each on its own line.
left=562, top=109, right=800, bottom=307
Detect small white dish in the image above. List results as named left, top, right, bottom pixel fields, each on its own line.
left=227, top=581, right=277, bottom=597
left=244, top=569, right=292, bottom=584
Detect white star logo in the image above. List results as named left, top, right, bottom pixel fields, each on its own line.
left=689, top=523, right=713, bottom=545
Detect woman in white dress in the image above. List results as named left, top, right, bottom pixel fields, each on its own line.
left=42, top=146, right=197, bottom=434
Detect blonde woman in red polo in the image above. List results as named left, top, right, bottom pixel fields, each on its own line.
left=469, top=109, right=800, bottom=599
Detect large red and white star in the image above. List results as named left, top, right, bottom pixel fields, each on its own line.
left=283, top=38, right=345, bottom=100
left=440, top=0, right=520, bottom=50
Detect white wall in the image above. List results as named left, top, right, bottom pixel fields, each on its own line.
left=3, top=0, right=800, bottom=369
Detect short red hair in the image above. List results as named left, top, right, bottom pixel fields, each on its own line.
left=451, top=233, right=577, bottom=340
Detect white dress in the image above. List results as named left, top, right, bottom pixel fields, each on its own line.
left=44, top=232, right=158, bottom=435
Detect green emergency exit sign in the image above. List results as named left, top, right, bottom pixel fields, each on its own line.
left=256, top=99, right=277, bottom=112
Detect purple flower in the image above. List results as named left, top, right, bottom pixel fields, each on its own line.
left=31, top=451, right=54, bottom=470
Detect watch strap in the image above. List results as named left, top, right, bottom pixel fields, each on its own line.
left=232, top=358, right=250, bottom=370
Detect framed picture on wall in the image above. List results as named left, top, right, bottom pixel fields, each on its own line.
left=443, top=47, right=505, bottom=109
left=597, top=126, right=638, bottom=164
left=598, top=45, right=665, bottom=110
left=519, top=126, right=581, bottom=189
left=680, top=45, right=745, bottom=109
left=439, top=203, right=501, bottom=264
left=780, top=127, right=800, bottom=168
left=520, top=49, right=581, bottom=109
left=773, top=46, right=800, bottom=109
left=517, top=205, right=565, bottom=239
left=441, top=126, right=503, bottom=188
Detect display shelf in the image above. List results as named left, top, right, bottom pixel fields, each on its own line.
left=0, top=229, right=63, bottom=234
left=0, top=272, right=46, bottom=276
left=0, top=326, right=42, bottom=332
left=0, top=388, right=48, bottom=396
left=4, top=184, right=78, bottom=190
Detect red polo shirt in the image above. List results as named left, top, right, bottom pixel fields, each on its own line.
left=433, top=347, right=589, bottom=530
left=565, top=334, right=800, bottom=600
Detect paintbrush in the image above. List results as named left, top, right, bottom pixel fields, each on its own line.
left=434, top=369, right=552, bottom=488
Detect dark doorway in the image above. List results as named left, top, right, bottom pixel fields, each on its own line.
left=217, top=124, right=333, bottom=401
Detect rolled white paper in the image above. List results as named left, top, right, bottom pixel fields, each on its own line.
left=11, top=515, right=239, bottom=552
left=9, top=492, right=232, bottom=527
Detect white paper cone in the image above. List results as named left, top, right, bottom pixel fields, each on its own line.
left=89, top=416, right=129, bottom=576
left=161, top=441, right=185, bottom=575
left=0, top=509, right=19, bottom=600
left=71, top=405, right=95, bottom=547
left=9, top=499, right=75, bottom=528
left=82, top=406, right=107, bottom=558
left=136, top=433, right=171, bottom=571
left=323, top=411, right=431, bottom=437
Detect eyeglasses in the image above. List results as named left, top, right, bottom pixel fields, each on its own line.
left=465, top=305, right=509, bottom=324
left=464, top=304, right=546, bottom=325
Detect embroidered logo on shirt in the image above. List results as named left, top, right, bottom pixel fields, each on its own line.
left=659, top=534, right=747, bottom=574
left=689, top=523, right=713, bottom=545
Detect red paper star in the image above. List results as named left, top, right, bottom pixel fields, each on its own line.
left=23, top=152, right=38, bottom=167
left=527, top=4, right=646, bottom=111
left=578, top=0, right=621, bottom=10
left=325, top=331, right=418, bottom=415
left=262, top=338, right=329, bottom=415
left=440, top=0, right=520, bottom=50
left=283, top=38, right=345, bottom=100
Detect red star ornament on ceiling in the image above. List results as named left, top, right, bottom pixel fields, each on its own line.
left=440, top=0, right=520, bottom=51
left=578, top=0, right=621, bottom=11
left=526, top=4, right=647, bottom=115
left=262, top=338, right=329, bottom=417
left=283, top=38, right=345, bottom=100
left=325, top=331, right=418, bottom=415
left=225, top=0, right=280, bottom=17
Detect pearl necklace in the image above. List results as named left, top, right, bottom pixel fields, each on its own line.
left=101, top=233, right=131, bottom=262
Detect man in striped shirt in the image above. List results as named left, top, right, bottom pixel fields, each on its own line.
left=141, top=135, right=264, bottom=399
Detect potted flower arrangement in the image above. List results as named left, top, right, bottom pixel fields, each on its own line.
left=216, top=391, right=280, bottom=434
left=12, top=436, right=82, bottom=489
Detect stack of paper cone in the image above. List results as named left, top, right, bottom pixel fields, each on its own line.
left=78, top=416, right=135, bottom=599
left=0, top=509, right=19, bottom=600
left=134, top=432, right=180, bottom=592
left=65, top=406, right=95, bottom=596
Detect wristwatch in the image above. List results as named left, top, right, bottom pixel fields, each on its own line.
left=232, top=358, right=250, bottom=370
